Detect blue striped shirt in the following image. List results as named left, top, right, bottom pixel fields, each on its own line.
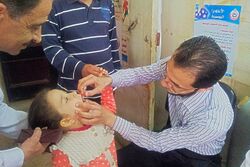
left=111, top=57, right=234, bottom=155
left=42, top=0, right=121, bottom=93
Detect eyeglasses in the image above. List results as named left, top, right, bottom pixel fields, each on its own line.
left=161, top=66, right=198, bottom=95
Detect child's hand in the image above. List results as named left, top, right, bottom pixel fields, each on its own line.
left=81, top=64, right=108, bottom=77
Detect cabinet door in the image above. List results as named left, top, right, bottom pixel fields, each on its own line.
left=114, top=0, right=158, bottom=147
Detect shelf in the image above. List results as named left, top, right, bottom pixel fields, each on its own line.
left=8, top=79, right=50, bottom=89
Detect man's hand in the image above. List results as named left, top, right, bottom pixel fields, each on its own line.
left=75, top=101, right=116, bottom=127
left=20, top=128, right=49, bottom=161
left=77, top=74, right=112, bottom=97
left=82, top=64, right=108, bottom=77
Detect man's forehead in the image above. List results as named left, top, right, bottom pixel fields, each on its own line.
left=24, top=0, right=51, bottom=24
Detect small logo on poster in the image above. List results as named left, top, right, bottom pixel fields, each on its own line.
left=195, top=7, right=209, bottom=19
left=230, top=9, right=240, bottom=21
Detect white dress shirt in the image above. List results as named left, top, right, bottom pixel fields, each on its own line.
left=0, top=89, right=28, bottom=167
left=111, top=57, right=234, bottom=155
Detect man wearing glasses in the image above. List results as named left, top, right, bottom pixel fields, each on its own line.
left=76, top=36, right=233, bottom=167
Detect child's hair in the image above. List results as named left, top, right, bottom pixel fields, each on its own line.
left=28, top=89, right=63, bottom=129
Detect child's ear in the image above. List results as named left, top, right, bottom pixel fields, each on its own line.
left=60, top=117, right=75, bottom=128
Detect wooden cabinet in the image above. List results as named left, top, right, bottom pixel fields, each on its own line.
left=0, top=46, right=57, bottom=102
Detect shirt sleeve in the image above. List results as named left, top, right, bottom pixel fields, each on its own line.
left=0, top=148, right=24, bottom=167
left=42, top=7, right=84, bottom=80
left=0, top=89, right=27, bottom=167
left=111, top=57, right=169, bottom=88
left=113, top=95, right=233, bottom=154
left=109, top=1, right=121, bottom=70
left=0, top=89, right=28, bottom=139
left=112, top=113, right=228, bottom=154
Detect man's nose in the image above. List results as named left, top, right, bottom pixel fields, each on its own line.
left=32, top=33, right=42, bottom=44
left=32, top=28, right=42, bottom=44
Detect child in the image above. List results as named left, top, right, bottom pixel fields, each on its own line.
left=28, top=86, right=117, bottom=167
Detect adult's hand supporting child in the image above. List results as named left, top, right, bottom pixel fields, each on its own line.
left=75, top=102, right=116, bottom=128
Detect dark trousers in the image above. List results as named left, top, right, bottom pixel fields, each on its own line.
left=117, top=143, right=221, bottom=167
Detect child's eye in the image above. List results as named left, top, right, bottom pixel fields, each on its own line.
left=65, top=97, right=68, bottom=103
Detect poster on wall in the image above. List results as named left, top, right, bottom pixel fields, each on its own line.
left=114, top=0, right=129, bottom=68
left=194, top=4, right=241, bottom=77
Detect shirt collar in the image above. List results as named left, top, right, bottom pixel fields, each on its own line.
left=66, top=0, right=78, bottom=4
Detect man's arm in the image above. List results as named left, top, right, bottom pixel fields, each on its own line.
left=42, top=7, right=85, bottom=80
left=0, top=128, right=47, bottom=167
left=0, top=90, right=48, bottom=166
left=0, top=148, right=24, bottom=167
left=77, top=57, right=169, bottom=96
left=75, top=101, right=233, bottom=154
left=0, top=103, right=26, bottom=167
left=0, top=89, right=26, bottom=167
left=110, top=57, right=167, bottom=87
left=0, top=90, right=27, bottom=139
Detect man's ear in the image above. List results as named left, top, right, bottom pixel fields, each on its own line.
left=60, top=117, right=75, bottom=128
left=0, top=3, right=7, bottom=20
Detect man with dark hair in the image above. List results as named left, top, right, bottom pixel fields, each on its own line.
left=76, top=36, right=234, bottom=167
left=0, top=0, right=52, bottom=166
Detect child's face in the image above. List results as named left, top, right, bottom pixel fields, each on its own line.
left=47, top=89, right=83, bottom=117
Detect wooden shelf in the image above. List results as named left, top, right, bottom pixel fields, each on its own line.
left=9, top=79, right=50, bottom=89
